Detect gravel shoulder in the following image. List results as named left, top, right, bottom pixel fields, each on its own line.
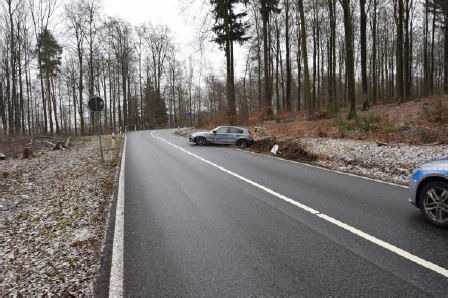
left=297, top=138, right=446, bottom=185
left=174, top=127, right=447, bottom=185
left=1, top=135, right=122, bottom=296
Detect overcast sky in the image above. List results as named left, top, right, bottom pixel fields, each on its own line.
left=102, top=0, right=245, bottom=80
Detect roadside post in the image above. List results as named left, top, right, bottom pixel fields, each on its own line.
left=88, top=96, right=105, bottom=163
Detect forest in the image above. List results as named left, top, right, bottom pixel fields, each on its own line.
left=0, top=0, right=447, bottom=136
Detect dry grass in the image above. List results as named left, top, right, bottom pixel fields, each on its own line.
left=251, top=96, right=447, bottom=145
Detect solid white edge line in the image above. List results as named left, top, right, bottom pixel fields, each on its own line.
left=152, top=132, right=448, bottom=278
left=236, top=148, right=408, bottom=189
left=109, top=135, right=126, bottom=297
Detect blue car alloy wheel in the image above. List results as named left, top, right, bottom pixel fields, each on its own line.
left=419, top=180, right=448, bottom=227
left=410, top=159, right=448, bottom=227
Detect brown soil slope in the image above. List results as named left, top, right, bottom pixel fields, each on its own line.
left=253, top=96, right=447, bottom=145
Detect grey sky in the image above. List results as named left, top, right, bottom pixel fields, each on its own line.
left=102, top=0, right=246, bottom=80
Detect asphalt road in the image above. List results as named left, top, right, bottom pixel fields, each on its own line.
left=122, top=129, right=447, bottom=297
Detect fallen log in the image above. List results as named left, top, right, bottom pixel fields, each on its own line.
left=53, top=142, right=66, bottom=151
left=43, top=140, right=66, bottom=150
left=43, top=140, right=56, bottom=148
left=375, top=140, right=388, bottom=147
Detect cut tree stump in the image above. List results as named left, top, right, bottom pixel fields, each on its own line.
left=23, top=147, right=33, bottom=159
left=64, top=137, right=71, bottom=148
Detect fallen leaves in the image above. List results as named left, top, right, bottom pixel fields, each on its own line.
left=1, top=136, right=120, bottom=296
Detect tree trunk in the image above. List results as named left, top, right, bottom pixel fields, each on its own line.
left=445, top=9, right=448, bottom=89
left=275, top=18, right=281, bottom=114
left=395, top=0, right=405, bottom=102
left=298, top=0, right=312, bottom=118
left=360, top=0, right=369, bottom=110
left=262, top=8, right=273, bottom=118
left=328, top=0, right=337, bottom=114
left=423, top=0, right=429, bottom=95
left=223, top=4, right=236, bottom=124
left=340, top=0, right=357, bottom=119
left=429, top=3, right=436, bottom=93
left=404, top=0, right=411, bottom=97
left=17, top=22, right=25, bottom=135
left=8, top=0, right=19, bottom=135
left=285, top=0, right=292, bottom=111
left=371, top=0, right=378, bottom=105
left=296, top=27, right=302, bottom=112
left=122, top=60, right=128, bottom=130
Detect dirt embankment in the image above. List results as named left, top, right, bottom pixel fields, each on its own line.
left=175, top=96, right=448, bottom=185
left=1, top=135, right=122, bottom=296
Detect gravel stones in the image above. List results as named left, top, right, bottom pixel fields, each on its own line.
left=299, top=138, right=447, bottom=185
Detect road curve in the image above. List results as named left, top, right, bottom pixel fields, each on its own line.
left=122, top=129, right=447, bottom=297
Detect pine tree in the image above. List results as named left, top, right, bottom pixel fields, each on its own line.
left=260, top=0, right=280, bottom=118
left=210, top=0, right=250, bottom=124
left=38, top=29, right=62, bottom=79
left=37, top=29, right=62, bottom=134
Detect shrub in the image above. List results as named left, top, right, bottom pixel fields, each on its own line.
left=421, top=98, right=447, bottom=124
left=356, top=113, right=382, bottom=133
left=335, top=112, right=394, bottom=135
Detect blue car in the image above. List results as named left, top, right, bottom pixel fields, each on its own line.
left=409, top=158, right=448, bottom=227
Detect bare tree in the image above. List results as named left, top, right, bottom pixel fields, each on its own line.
left=339, top=0, right=356, bottom=119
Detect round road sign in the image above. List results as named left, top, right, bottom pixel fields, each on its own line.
left=88, top=96, right=105, bottom=112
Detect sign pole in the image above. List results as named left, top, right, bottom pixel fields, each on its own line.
left=98, top=112, right=104, bottom=163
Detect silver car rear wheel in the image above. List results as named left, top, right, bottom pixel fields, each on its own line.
left=420, top=181, right=448, bottom=227
left=236, top=139, right=248, bottom=149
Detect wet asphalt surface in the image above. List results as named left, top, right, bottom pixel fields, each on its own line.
left=120, top=130, right=447, bottom=297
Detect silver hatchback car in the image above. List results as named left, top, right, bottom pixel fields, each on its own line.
left=189, top=126, right=254, bottom=148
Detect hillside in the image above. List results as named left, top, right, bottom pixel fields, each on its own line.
left=251, top=96, right=447, bottom=145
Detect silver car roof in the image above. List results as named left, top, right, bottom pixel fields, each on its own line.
left=217, top=126, right=248, bottom=131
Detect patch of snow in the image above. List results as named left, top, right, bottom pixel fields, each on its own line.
left=72, top=227, right=92, bottom=244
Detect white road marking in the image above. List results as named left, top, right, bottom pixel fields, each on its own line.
left=152, top=132, right=448, bottom=278
left=236, top=149, right=408, bottom=189
left=109, top=135, right=127, bottom=297
left=316, top=213, right=448, bottom=277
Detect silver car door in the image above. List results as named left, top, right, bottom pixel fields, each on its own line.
left=228, top=127, right=241, bottom=144
left=214, top=127, right=229, bottom=144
